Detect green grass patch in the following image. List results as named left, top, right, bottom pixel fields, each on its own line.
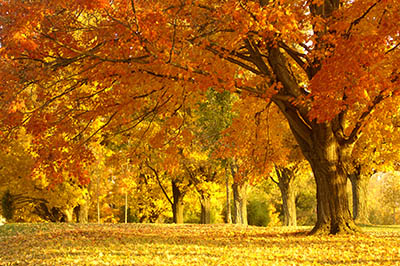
left=361, top=224, right=400, bottom=232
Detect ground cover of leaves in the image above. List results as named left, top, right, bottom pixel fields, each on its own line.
left=0, top=223, right=399, bottom=265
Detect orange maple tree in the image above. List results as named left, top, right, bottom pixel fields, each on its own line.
left=1, top=0, right=400, bottom=234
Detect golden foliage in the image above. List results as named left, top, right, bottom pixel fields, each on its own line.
left=1, top=223, right=400, bottom=265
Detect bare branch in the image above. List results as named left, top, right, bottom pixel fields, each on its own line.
left=344, top=88, right=399, bottom=144
left=205, top=45, right=263, bottom=75
left=80, top=111, right=118, bottom=146
left=345, top=0, right=381, bottom=38
left=386, top=43, right=400, bottom=54
left=244, top=38, right=272, bottom=76
left=145, top=160, right=173, bottom=206
left=278, top=41, right=312, bottom=78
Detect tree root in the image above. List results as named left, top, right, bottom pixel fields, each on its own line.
left=309, top=220, right=362, bottom=235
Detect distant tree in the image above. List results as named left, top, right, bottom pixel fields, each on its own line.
left=380, top=172, right=400, bottom=224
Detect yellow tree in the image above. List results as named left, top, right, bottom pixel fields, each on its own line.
left=347, top=109, right=400, bottom=224
left=219, top=96, right=311, bottom=226
left=0, top=132, right=88, bottom=222
left=380, top=172, right=400, bottom=224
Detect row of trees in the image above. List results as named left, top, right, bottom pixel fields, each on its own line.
left=2, top=136, right=399, bottom=226
left=1, top=89, right=399, bottom=227
left=1, top=0, right=400, bottom=234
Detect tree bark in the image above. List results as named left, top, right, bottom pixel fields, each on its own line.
left=96, top=175, right=101, bottom=223
left=200, top=194, right=211, bottom=224
left=290, top=123, right=359, bottom=234
left=232, top=181, right=248, bottom=225
left=225, top=169, right=232, bottom=224
left=78, top=193, right=89, bottom=224
left=273, top=104, right=359, bottom=234
left=275, top=167, right=297, bottom=226
left=125, top=191, right=128, bottom=224
left=172, top=180, right=185, bottom=224
left=64, top=207, right=74, bottom=223
left=349, top=170, right=370, bottom=224
left=271, top=92, right=360, bottom=235
left=33, top=203, right=65, bottom=222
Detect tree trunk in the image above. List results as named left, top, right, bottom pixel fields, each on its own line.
left=283, top=121, right=359, bottom=234
left=275, top=167, right=297, bottom=226
left=225, top=170, right=232, bottom=224
left=200, top=194, right=211, bottom=224
left=96, top=175, right=101, bottom=223
left=124, top=191, right=128, bottom=224
left=232, top=181, right=248, bottom=225
left=172, top=180, right=184, bottom=224
left=349, top=170, right=370, bottom=224
left=310, top=162, right=357, bottom=234
left=64, top=207, right=74, bottom=223
left=308, top=132, right=358, bottom=234
left=78, top=193, right=89, bottom=224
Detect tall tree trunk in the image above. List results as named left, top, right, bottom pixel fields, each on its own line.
left=280, top=118, right=359, bottom=234
left=310, top=160, right=356, bottom=234
left=275, top=167, right=297, bottom=226
left=96, top=175, right=101, bottom=223
left=232, top=181, right=248, bottom=225
left=225, top=169, right=232, bottom=224
left=200, top=194, right=211, bottom=224
left=349, top=170, right=370, bottom=224
left=172, top=180, right=184, bottom=224
left=303, top=127, right=358, bottom=234
left=78, top=192, right=89, bottom=224
left=124, top=191, right=128, bottom=224
left=64, top=207, right=74, bottom=223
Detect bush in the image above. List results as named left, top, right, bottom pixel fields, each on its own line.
left=184, top=205, right=222, bottom=224
left=247, top=198, right=271, bottom=227
left=296, top=191, right=316, bottom=226
left=118, top=206, right=139, bottom=223
left=1, top=191, right=14, bottom=221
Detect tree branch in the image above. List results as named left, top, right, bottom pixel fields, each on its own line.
left=145, top=160, right=173, bottom=206
left=205, top=45, right=263, bottom=75
left=344, top=88, right=398, bottom=144
left=345, top=0, right=381, bottom=38
left=243, top=38, right=272, bottom=76
left=80, top=111, right=118, bottom=146
left=278, top=41, right=313, bottom=79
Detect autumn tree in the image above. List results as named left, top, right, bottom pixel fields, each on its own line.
left=347, top=109, right=400, bottom=224
left=191, top=89, right=234, bottom=223
left=272, top=165, right=297, bottom=226
left=218, top=96, right=311, bottom=226
left=144, top=89, right=232, bottom=224
left=0, top=131, right=90, bottom=222
left=101, top=124, right=182, bottom=223
left=380, top=172, right=400, bottom=224
left=1, top=0, right=400, bottom=234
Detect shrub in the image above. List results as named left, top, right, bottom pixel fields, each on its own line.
left=247, top=198, right=271, bottom=227
left=1, top=190, right=14, bottom=221
left=118, top=206, right=139, bottom=223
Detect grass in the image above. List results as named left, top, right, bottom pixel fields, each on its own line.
left=1, top=223, right=400, bottom=265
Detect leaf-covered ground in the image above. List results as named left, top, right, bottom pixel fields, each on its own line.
left=1, top=223, right=400, bottom=265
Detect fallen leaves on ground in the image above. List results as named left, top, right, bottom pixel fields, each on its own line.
left=0, top=223, right=399, bottom=265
